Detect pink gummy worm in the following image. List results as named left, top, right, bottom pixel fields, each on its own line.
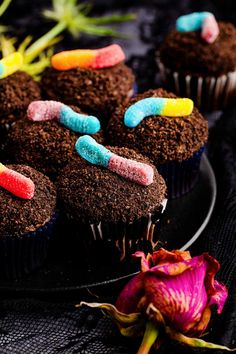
left=27, top=101, right=64, bottom=121
left=91, top=44, right=125, bottom=69
left=0, top=167, right=35, bottom=199
left=108, top=154, right=154, bottom=186
left=201, top=15, right=219, bottom=43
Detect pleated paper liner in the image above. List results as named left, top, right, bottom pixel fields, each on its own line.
left=157, top=147, right=205, bottom=199
left=57, top=198, right=167, bottom=269
left=0, top=212, right=58, bottom=280
left=157, top=56, right=236, bottom=111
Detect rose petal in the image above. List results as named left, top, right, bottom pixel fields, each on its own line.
left=188, top=305, right=211, bottom=336
left=134, top=251, right=152, bottom=271
left=203, top=253, right=228, bottom=313
left=151, top=248, right=191, bottom=266
left=133, top=249, right=191, bottom=272
left=116, top=272, right=145, bottom=314
left=149, top=254, right=202, bottom=276
left=208, top=280, right=228, bottom=313
left=143, top=256, right=208, bottom=333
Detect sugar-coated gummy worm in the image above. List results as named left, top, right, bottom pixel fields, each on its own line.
left=27, top=101, right=101, bottom=134
left=201, top=14, right=219, bottom=44
left=124, top=97, right=194, bottom=128
left=0, top=52, right=23, bottom=79
left=0, top=163, right=35, bottom=199
left=176, top=12, right=219, bottom=43
left=51, top=44, right=125, bottom=71
left=75, top=135, right=154, bottom=186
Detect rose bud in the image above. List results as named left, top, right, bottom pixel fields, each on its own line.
left=79, top=248, right=236, bottom=353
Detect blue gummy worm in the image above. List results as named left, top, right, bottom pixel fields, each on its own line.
left=59, top=106, right=100, bottom=134
left=0, top=63, right=4, bottom=78
left=124, top=98, right=165, bottom=128
left=176, top=12, right=211, bottom=32
left=75, top=135, right=112, bottom=167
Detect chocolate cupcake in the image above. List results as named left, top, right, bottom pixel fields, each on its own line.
left=158, top=12, right=236, bottom=111
left=4, top=102, right=104, bottom=180
left=0, top=164, right=57, bottom=279
left=41, top=45, right=135, bottom=126
left=0, top=71, right=41, bottom=143
left=107, top=88, right=208, bottom=199
left=57, top=137, right=167, bottom=265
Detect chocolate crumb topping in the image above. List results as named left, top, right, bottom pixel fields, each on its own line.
left=0, top=71, right=41, bottom=126
left=0, top=165, right=56, bottom=237
left=159, top=22, right=236, bottom=76
left=107, top=88, right=208, bottom=164
left=57, top=146, right=167, bottom=224
left=41, top=63, right=134, bottom=121
left=5, top=105, right=104, bottom=178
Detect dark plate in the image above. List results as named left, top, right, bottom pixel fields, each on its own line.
left=0, top=154, right=216, bottom=299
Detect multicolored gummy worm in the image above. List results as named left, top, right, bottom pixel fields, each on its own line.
left=51, top=44, right=125, bottom=71
left=0, top=163, right=35, bottom=199
left=27, top=101, right=101, bottom=134
left=75, top=135, right=154, bottom=186
left=0, top=52, right=23, bottom=79
left=124, top=97, right=193, bottom=128
left=176, top=12, right=219, bottom=43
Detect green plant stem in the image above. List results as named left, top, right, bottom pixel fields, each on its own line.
left=137, top=322, right=159, bottom=354
left=87, top=14, right=136, bottom=25
left=0, top=0, right=11, bottom=17
left=25, top=21, right=65, bottom=62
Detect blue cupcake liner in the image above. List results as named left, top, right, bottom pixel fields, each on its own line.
left=157, top=147, right=205, bottom=199
left=62, top=198, right=167, bottom=267
left=0, top=212, right=58, bottom=280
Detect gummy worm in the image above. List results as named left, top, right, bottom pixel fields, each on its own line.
left=27, top=101, right=101, bottom=134
left=51, top=44, right=125, bottom=71
left=0, top=163, right=35, bottom=199
left=0, top=52, right=23, bottom=79
left=124, top=97, right=193, bottom=128
left=176, top=12, right=219, bottom=43
left=75, top=135, right=154, bottom=186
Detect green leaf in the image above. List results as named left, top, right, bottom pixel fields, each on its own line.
left=0, top=0, right=12, bottom=17
left=42, top=0, right=136, bottom=38
left=166, top=327, right=236, bottom=351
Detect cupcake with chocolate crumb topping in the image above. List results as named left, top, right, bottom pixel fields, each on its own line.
left=5, top=102, right=104, bottom=180
left=57, top=137, right=167, bottom=266
left=41, top=45, right=135, bottom=126
left=107, top=88, right=208, bottom=198
left=0, top=71, right=41, bottom=146
left=0, top=164, right=57, bottom=279
left=158, top=12, right=236, bottom=111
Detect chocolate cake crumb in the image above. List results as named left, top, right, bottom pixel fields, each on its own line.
left=107, top=88, right=208, bottom=164
left=159, top=22, right=236, bottom=76
left=0, top=71, right=41, bottom=121
left=41, top=63, right=134, bottom=123
left=5, top=105, right=104, bottom=178
left=57, top=146, right=167, bottom=224
left=0, top=165, right=56, bottom=237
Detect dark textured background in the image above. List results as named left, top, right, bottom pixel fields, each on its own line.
left=1, top=1, right=236, bottom=353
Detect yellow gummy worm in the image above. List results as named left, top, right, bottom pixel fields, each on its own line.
left=161, top=98, right=194, bottom=117
left=0, top=52, right=23, bottom=79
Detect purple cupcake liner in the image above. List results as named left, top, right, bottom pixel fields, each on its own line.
left=157, top=147, right=205, bottom=199
left=0, top=212, right=58, bottom=280
left=63, top=198, right=167, bottom=267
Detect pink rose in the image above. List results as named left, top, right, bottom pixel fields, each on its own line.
left=80, top=249, right=234, bottom=353
left=116, top=249, right=227, bottom=336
